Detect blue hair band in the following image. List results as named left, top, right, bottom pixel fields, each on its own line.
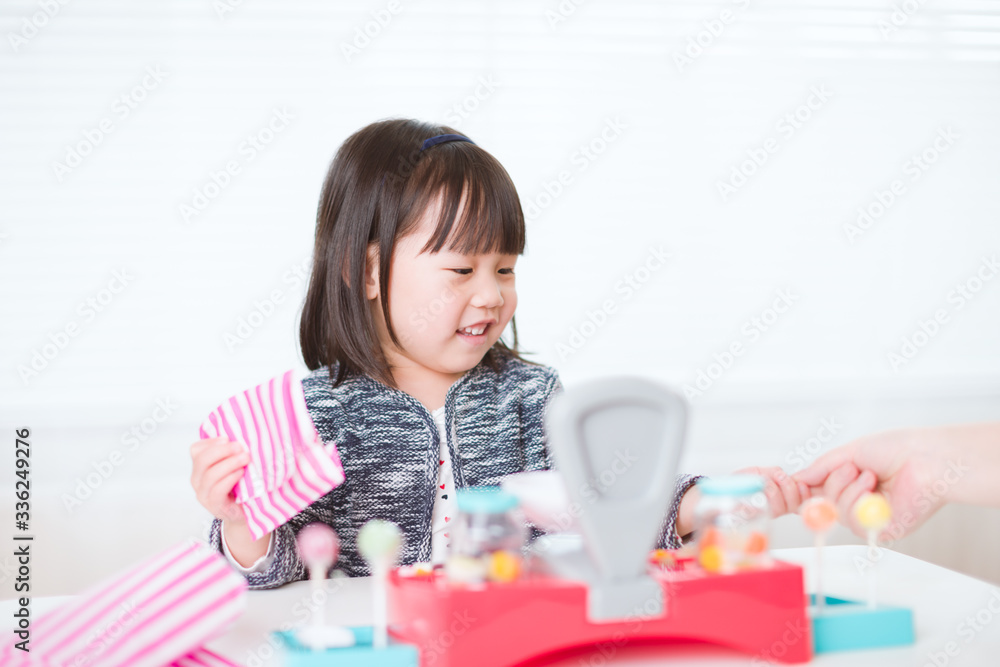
left=420, top=133, right=475, bottom=151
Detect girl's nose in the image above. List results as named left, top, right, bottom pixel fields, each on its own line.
left=469, top=275, right=504, bottom=309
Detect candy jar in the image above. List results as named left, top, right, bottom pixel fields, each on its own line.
left=694, top=475, right=771, bottom=574
left=446, top=487, right=526, bottom=585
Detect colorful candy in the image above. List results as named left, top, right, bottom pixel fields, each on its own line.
left=698, top=545, right=724, bottom=573
left=800, top=497, right=839, bottom=533
left=297, top=523, right=340, bottom=567
left=487, top=550, right=521, bottom=583
left=745, top=531, right=769, bottom=555
left=854, top=493, right=891, bottom=531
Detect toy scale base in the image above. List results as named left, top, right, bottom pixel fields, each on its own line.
left=388, top=559, right=813, bottom=666
left=275, top=626, right=418, bottom=667
left=810, top=595, right=914, bottom=653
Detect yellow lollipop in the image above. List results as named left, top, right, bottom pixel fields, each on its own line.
left=853, top=493, right=891, bottom=531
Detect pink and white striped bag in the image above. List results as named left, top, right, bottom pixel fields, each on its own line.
left=198, top=369, right=345, bottom=540
left=1, top=541, right=246, bottom=667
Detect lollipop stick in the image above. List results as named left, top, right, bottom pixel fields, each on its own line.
left=372, top=562, right=387, bottom=649
left=814, top=532, right=825, bottom=614
left=309, top=565, right=326, bottom=629
left=867, top=528, right=878, bottom=610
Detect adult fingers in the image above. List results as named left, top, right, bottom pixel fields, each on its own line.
left=835, top=469, right=878, bottom=536
left=821, top=462, right=860, bottom=502
left=793, top=444, right=857, bottom=487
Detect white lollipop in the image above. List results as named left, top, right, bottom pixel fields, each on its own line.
left=358, top=520, right=403, bottom=650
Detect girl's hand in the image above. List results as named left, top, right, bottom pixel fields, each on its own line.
left=736, top=465, right=807, bottom=518
left=190, top=437, right=250, bottom=524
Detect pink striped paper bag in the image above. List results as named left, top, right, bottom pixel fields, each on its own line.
left=0, top=541, right=247, bottom=667
left=198, top=369, right=345, bottom=540
left=171, top=647, right=242, bottom=666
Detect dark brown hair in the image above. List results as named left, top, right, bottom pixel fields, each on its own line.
left=300, top=118, right=531, bottom=388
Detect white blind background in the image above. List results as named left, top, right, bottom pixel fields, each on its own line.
left=2, top=1, right=1000, bottom=594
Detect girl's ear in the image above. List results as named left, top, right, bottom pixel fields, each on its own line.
left=364, top=244, right=380, bottom=301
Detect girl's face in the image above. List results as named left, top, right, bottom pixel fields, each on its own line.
left=366, top=192, right=518, bottom=383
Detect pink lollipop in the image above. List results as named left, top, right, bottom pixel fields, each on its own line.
left=295, top=524, right=352, bottom=649
left=297, top=523, right=340, bottom=568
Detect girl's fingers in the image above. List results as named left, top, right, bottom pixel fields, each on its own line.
left=760, top=470, right=788, bottom=517
left=190, top=439, right=242, bottom=490
left=197, top=451, right=249, bottom=512
left=822, top=462, right=860, bottom=502
left=772, top=468, right=802, bottom=515
left=211, top=467, right=247, bottom=518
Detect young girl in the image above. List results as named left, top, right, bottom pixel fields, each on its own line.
left=189, top=119, right=806, bottom=589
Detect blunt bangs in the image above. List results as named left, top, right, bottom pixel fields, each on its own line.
left=399, top=141, right=525, bottom=258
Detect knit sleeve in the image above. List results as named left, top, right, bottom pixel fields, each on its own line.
left=209, top=518, right=305, bottom=590
left=655, top=473, right=704, bottom=550
left=522, top=366, right=564, bottom=472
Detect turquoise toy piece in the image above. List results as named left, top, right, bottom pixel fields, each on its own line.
left=810, top=595, right=915, bottom=653
left=275, top=626, right=418, bottom=667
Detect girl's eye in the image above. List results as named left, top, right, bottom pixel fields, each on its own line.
left=448, top=267, right=515, bottom=275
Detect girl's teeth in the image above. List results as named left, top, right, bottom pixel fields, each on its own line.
left=461, top=325, right=486, bottom=335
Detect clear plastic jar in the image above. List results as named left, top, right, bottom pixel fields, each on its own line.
left=694, top=475, right=771, bottom=574
left=445, top=487, right=526, bottom=585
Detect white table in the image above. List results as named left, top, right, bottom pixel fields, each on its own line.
left=8, top=546, right=1000, bottom=666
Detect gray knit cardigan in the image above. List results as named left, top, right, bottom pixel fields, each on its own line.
left=209, top=353, right=700, bottom=589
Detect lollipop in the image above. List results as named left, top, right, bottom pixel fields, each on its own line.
left=799, top=498, right=838, bottom=614
left=854, top=493, right=891, bottom=532
left=298, top=522, right=340, bottom=567
left=358, top=520, right=403, bottom=650
left=853, top=492, right=892, bottom=609
left=295, top=523, right=353, bottom=649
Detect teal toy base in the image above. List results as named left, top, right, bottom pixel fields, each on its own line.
left=275, top=626, right=418, bottom=666
left=810, top=595, right=914, bottom=653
